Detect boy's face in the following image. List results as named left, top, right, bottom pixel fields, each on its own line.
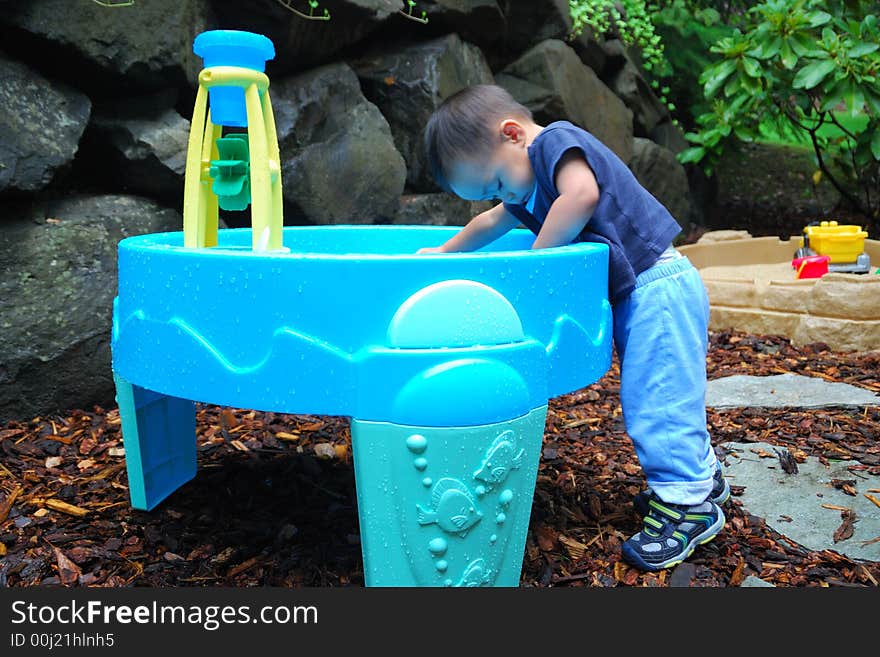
left=446, top=119, right=535, bottom=205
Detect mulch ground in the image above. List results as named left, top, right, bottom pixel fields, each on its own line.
left=1, top=330, right=878, bottom=588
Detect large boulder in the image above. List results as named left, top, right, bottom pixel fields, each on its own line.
left=88, top=108, right=190, bottom=203
left=210, top=0, right=402, bottom=77
left=272, top=62, right=406, bottom=225
left=415, top=0, right=607, bottom=73
left=352, top=33, right=494, bottom=192
left=609, top=59, right=669, bottom=137
left=629, top=137, right=695, bottom=227
left=0, top=0, right=212, bottom=93
left=496, top=39, right=633, bottom=164
left=393, top=193, right=493, bottom=227
left=0, top=53, right=90, bottom=194
left=0, top=195, right=183, bottom=423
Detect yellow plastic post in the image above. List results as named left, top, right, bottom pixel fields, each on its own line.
left=262, top=91, right=284, bottom=252
left=200, top=115, right=222, bottom=248
left=183, top=85, right=208, bottom=248
left=183, top=65, right=282, bottom=252
left=245, top=82, right=271, bottom=252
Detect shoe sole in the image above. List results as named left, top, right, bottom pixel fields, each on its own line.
left=621, top=506, right=726, bottom=572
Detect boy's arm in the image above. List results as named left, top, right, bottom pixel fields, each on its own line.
left=531, top=150, right=599, bottom=250
left=417, top=202, right=520, bottom=253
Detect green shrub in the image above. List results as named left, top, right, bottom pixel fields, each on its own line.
left=680, top=0, right=880, bottom=218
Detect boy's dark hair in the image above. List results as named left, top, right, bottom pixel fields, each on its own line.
left=424, top=84, right=533, bottom=193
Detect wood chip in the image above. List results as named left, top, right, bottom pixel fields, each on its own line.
left=275, top=431, right=299, bottom=442
left=0, top=486, right=23, bottom=524
left=227, top=555, right=261, bottom=577
left=558, top=535, right=587, bottom=560
left=833, top=509, right=856, bottom=543
left=53, top=547, right=82, bottom=586
left=561, top=417, right=602, bottom=429
left=45, top=499, right=89, bottom=517
left=864, top=493, right=880, bottom=510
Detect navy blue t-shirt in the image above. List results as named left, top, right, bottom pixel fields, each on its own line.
left=504, top=121, right=681, bottom=304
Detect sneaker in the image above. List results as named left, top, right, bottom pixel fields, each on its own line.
left=633, top=462, right=730, bottom=518
left=622, top=494, right=725, bottom=571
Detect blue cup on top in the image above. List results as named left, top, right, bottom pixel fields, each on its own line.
left=193, top=30, right=275, bottom=127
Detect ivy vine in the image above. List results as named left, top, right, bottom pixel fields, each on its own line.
left=569, top=0, right=673, bottom=110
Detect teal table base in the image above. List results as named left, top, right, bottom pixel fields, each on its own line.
left=351, top=408, right=547, bottom=587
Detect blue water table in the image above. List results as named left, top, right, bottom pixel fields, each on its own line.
left=111, top=30, right=613, bottom=587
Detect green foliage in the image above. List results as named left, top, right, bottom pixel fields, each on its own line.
left=682, top=0, right=880, bottom=217
left=653, top=1, right=740, bottom=127
left=569, top=1, right=670, bottom=77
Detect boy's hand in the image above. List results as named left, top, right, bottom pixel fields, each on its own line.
left=416, top=246, right=445, bottom=254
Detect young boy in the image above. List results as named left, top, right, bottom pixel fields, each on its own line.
left=418, top=84, right=729, bottom=571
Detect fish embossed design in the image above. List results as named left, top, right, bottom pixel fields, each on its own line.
left=473, top=430, right=525, bottom=490
left=455, top=558, right=494, bottom=587
left=416, top=478, right=483, bottom=537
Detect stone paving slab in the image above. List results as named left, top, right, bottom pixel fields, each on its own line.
left=740, top=575, right=776, bottom=587
left=720, top=441, right=880, bottom=562
left=707, top=373, right=879, bottom=409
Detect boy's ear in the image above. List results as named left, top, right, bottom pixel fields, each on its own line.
left=499, top=119, right=526, bottom=143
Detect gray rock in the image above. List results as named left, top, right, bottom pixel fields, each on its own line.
left=0, top=53, right=90, bottom=193
left=609, top=59, right=669, bottom=136
left=91, top=109, right=190, bottom=202
left=707, top=374, right=879, bottom=409
left=629, top=137, right=695, bottom=226
left=272, top=63, right=406, bottom=225
left=0, top=195, right=182, bottom=423
left=393, top=194, right=493, bottom=227
left=649, top=120, right=690, bottom=155
left=353, top=34, right=494, bottom=192
left=210, top=0, right=401, bottom=77
left=721, top=441, right=880, bottom=562
left=0, top=0, right=211, bottom=91
left=496, top=39, right=633, bottom=164
left=419, top=0, right=609, bottom=73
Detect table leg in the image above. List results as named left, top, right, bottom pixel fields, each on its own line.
left=114, top=374, right=197, bottom=511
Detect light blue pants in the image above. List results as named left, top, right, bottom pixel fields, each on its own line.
left=612, top=256, right=717, bottom=505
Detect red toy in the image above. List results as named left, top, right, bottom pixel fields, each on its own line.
left=792, top=254, right=830, bottom=279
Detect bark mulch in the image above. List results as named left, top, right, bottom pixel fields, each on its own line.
left=1, top=330, right=878, bottom=588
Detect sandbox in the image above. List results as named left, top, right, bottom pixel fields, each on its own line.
left=678, top=232, right=880, bottom=352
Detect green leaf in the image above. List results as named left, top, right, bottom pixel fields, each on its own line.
left=756, top=35, right=782, bottom=59
left=790, top=32, right=822, bottom=58
left=871, top=130, right=880, bottom=160
left=781, top=41, right=797, bottom=69
left=793, top=59, right=838, bottom=89
left=820, top=79, right=847, bottom=111
left=742, top=57, right=762, bottom=78
left=703, top=59, right=738, bottom=97
left=807, top=11, right=832, bottom=28
left=677, top=146, right=706, bottom=164
left=848, top=42, right=879, bottom=58
left=865, top=91, right=880, bottom=117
